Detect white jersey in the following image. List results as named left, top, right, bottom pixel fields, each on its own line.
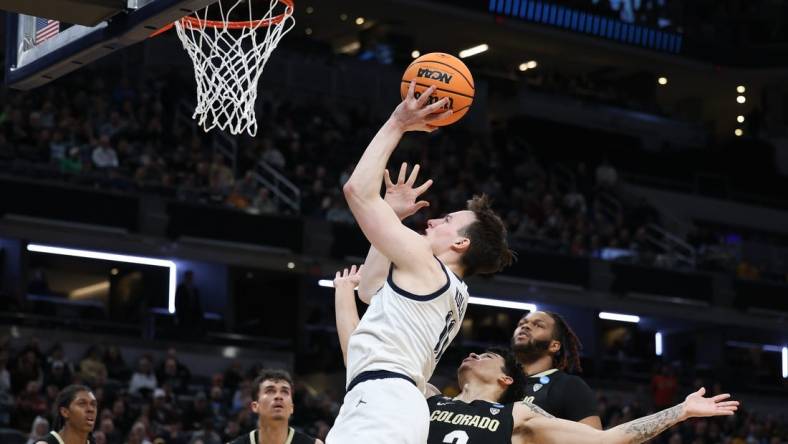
left=346, top=259, right=469, bottom=393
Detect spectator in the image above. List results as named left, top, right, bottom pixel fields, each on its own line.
left=651, top=364, right=678, bottom=410
left=175, top=270, right=204, bottom=336
left=11, top=349, right=42, bottom=395
left=595, top=159, right=618, bottom=190
left=103, top=345, right=130, bottom=382
left=248, top=188, right=277, bottom=215
left=157, top=357, right=188, bottom=395
left=44, top=360, right=71, bottom=390
left=26, top=415, right=49, bottom=444
left=128, top=356, right=157, bottom=396
left=91, top=135, right=119, bottom=169
left=79, top=346, right=107, bottom=387
left=14, top=381, right=47, bottom=431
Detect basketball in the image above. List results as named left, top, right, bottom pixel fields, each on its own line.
left=400, top=52, right=475, bottom=127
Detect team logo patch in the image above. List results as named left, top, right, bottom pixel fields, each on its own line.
left=490, top=407, right=500, bottom=415
left=533, top=383, right=543, bottom=392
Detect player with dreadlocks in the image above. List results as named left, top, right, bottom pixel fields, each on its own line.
left=511, top=311, right=602, bottom=429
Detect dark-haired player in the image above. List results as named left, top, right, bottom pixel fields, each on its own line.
left=227, top=369, right=321, bottom=444
left=36, top=384, right=96, bottom=444
left=512, top=311, right=602, bottom=428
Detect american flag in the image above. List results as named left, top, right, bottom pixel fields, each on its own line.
left=35, top=17, right=60, bottom=45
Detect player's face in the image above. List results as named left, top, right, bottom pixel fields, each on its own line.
left=512, top=311, right=556, bottom=352
left=252, top=380, right=294, bottom=421
left=62, top=390, right=98, bottom=433
left=457, top=352, right=507, bottom=385
left=425, top=210, right=476, bottom=254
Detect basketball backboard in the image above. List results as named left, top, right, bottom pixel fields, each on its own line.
left=4, top=0, right=216, bottom=90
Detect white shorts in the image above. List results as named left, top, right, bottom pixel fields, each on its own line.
left=326, top=377, right=429, bottom=444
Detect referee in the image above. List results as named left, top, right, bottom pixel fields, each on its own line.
left=511, top=311, right=602, bottom=429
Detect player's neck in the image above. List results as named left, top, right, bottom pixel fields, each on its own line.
left=258, top=419, right=290, bottom=443
left=435, top=253, right=465, bottom=278
left=59, top=426, right=88, bottom=444
left=455, top=381, right=501, bottom=404
left=519, top=354, right=554, bottom=376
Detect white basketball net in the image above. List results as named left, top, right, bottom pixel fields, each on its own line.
left=174, top=0, right=295, bottom=136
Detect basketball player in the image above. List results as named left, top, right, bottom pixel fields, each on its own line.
left=512, top=311, right=601, bottom=428
left=327, top=82, right=513, bottom=444
left=228, top=369, right=321, bottom=444
left=333, top=272, right=740, bottom=444
left=36, top=384, right=97, bottom=444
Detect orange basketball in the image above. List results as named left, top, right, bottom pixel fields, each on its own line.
left=400, top=52, right=474, bottom=127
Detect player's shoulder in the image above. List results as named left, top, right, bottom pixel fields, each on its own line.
left=226, top=430, right=253, bottom=444
left=292, top=428, right=319, bottom=444
left=555, top=371, right=593, bottom=390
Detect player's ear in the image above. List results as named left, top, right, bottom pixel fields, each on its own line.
left=250, top=401, right=260, bottom=414
left=549, top=340, right=561, bottom=355
left=499, top=374, right=513, bottom=388
left=451, top=236, right=470, bottom=253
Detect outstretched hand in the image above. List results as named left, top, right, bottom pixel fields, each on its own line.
left=390, top=80, right=453, bottom=132
left=334, top=265, right=362, bottom=293
left=682, top=387, right=739, bottom=419
left=384, top=162, right=433, bottom=220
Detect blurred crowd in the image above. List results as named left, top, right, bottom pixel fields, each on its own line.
left=1, top=336, right=785, bottom=443
left=0, top=58, right=786, bottom=285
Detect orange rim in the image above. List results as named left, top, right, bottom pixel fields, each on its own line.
left=150, top=0, right=294, bottom=37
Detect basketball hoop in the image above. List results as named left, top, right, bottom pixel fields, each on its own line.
left=156, top=0, right=295, bottom=136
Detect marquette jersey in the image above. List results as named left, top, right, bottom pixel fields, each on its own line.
left=346, top=259, right=468, bottom=393
left=427, top=396, right=514, bottom=444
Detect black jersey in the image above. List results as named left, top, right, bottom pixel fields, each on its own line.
left=427, top=395, right=514, bottom=444
left=36, top=431, right=93, bottom=444
left=522, top=369, right=597, bottom=422
left=227, top=427, right=315, bottom=444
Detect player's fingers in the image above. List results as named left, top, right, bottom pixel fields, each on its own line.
left=407, top=80, right=416, bottom=100
left=711, top=394, right=731, bottom=402
left=406, top=164, right=421, bottom=186
left=384, top=169, right=394, bottom=188
left=414, top=200, right=430, bottom=211
left=350, top=264, right=357, bottom=274
left=335, top=271, right=340, bottom=279
left=422, top=97, right=450, bottom=115
left=426, top=109, right=453, bottom=123
left=414, top=179, right=433, bottom=195
left=716, top=401, right=739, bottom=407
left=397, top=162, right=408, bottom=184
left=416, top=86, right=436, bottom=107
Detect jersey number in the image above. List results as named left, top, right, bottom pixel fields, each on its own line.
left=442, top=430, right=469, bottom=444
left=433, top=311, right=456, bottom=362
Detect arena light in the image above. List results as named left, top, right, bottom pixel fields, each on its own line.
left=655, top=332, right=663, bottom=356
left=468, top=297, right=536, bottom=312
left=737, top=115, right=745, bottom=123
left=518, top=63, right=529, bottom=72
left=305, top=6, right=314, bottom=14
left=736, top=85, right=746, bottom=93
left=736, top=95, right=746, bottom=104
left=735, top=128, right=743, bottom=137
left=459, top=44, right=489, bottom=59
left=27, top=244, right=177, bottom=313
left=70, top=281, right=110, bottom=299
left=355, top=17, right=365, bottom=25
left=598, top=312, right=640, bottom=323
left=782, top=346, right=788, bottom=378
left=658, top=77, right=668, bottom=85
left=526, top=60, right=538, bottom=69
left=411, top=50, right=421, bottom=59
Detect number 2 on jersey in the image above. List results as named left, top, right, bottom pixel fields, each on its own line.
left=443, top=430, right=469, bottom=444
